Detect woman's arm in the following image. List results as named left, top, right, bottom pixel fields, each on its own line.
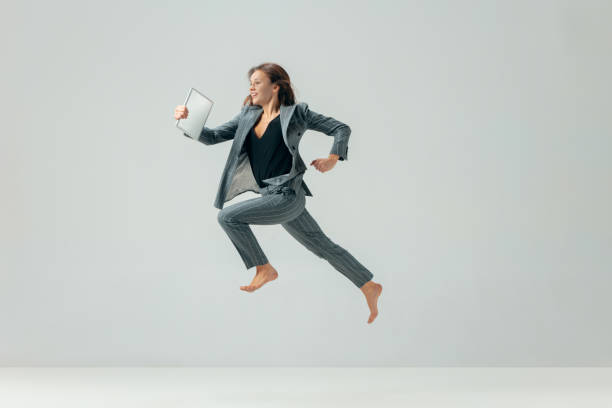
left=184, top=109, right=242, bottom=145
left=301, top=103, right=351, bottom=161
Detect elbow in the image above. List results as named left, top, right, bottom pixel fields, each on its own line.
left=198, top=128, right=216, bottom=145
left=341, top=124, right=351, bottom=140
left=199, top=136, right=214, bottom=145
left=338, top=123, right=351, bottom=137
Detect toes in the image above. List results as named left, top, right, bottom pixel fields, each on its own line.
left=240, top=279, right=272, bottom=292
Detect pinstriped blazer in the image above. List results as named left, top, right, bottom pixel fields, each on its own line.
left=183, top=102, right=351, bottom=209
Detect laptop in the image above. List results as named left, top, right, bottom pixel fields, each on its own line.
left=176, top=88, right=214, bottom=139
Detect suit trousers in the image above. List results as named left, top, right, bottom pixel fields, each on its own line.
left=216, top=179, right=374, bottom=288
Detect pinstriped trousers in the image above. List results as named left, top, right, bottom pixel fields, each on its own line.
left=216, top=180, right=374, bottom=288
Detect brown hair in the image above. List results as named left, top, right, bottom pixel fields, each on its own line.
left=243, top=63, right=297, bottom=108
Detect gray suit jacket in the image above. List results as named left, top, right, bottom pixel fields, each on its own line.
left=184, top=102, right=351, bottom=209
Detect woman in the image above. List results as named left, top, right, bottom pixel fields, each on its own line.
left=174, top=63, right=382, bottom=324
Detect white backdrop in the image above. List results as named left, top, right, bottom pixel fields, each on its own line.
left=1, top=0, right=610, bottom=365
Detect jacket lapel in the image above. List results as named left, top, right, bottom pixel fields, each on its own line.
left=238, top=104, right=297, bottom=152
left=279, top=104, right=297, bottom=149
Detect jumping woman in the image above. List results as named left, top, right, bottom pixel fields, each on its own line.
left=174, top=63, right=382, bottom=324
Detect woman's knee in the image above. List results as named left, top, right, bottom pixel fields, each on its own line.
left=217, top=209, right=236, bottom=225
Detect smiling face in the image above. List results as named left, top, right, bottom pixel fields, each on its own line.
left=249, top=69, right=279, bottom=106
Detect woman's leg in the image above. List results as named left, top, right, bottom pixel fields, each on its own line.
left=217, top=188, right=306, bottom=270
left=281, top=207, right=374, bottom=289
left=281, top=205, right=382, bottom=323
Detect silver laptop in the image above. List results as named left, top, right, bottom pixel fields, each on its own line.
left=176, top=88, right=214, bottom=139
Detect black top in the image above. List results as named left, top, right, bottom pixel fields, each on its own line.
left=245, top=114, right=293, bottom=188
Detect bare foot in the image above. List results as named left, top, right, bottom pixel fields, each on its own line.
left=240, top=264, right=278, bottom=292
left=360, top=280, right=383, bottom=324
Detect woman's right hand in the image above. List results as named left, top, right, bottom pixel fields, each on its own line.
left=174, top=105, right=189, bottom=120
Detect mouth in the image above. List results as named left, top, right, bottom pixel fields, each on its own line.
left=251, top=93, right=257, bottom=97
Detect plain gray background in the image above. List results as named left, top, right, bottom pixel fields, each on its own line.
left=1, top=0, right=610, bottom=365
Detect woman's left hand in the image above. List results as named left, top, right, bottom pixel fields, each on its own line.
left=310, top=155, right=339, bottom=173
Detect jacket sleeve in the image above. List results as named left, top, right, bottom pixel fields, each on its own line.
left=301, top=103, right=350, bottom=161
left=183, top=108, right=243, bottom=145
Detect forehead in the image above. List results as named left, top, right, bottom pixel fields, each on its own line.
left=250, top=71, right=266, bottom=82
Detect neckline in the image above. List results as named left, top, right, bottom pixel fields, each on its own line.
left=253, top=114, right=280, bottom=140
